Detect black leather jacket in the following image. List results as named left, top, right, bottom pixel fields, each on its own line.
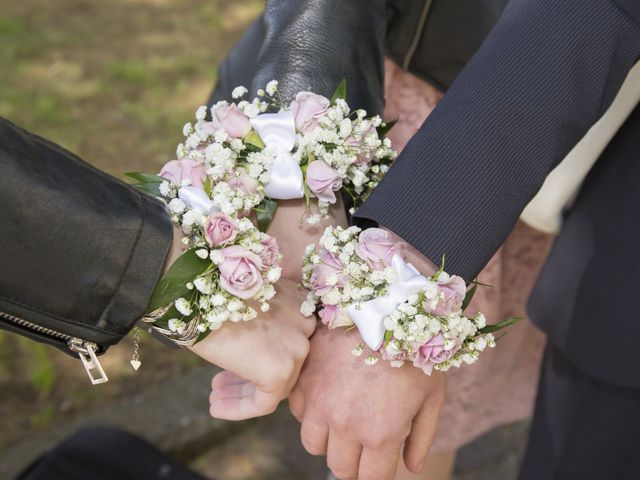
left=0, top=118, right=172, bottom=357
left=386, top=0, right=508, bottom=91
left=211, top=0, right=508, bottom=110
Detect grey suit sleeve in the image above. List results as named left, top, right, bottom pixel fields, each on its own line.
left=354, top=0, right=640, bottom=280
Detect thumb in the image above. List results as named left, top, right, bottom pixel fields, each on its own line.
left=209, top=370, right=280, bottom=421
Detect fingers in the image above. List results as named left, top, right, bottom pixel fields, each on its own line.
left=358, top=445, right=402, bottom=480
left=209, top=370, right=280, bottom=421
left=300, top=412, right=329, bottom=456
left=326, top=430, right=362, bottom=479
left=403, top=394, right=444, bottom=473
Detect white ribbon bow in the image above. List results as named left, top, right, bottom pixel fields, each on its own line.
left=250, top=111, right=305, bottom=200
left=178, top=186, right=219, bottom=213
left=346, top=254, right=430, bottom=351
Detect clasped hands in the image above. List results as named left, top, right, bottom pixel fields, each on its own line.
left=179, top=200, right=446, bottom=479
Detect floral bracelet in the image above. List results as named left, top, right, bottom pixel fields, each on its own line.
left=128, top=80, right=397, bottom=348
left=300, top=226, right=519, bottom=374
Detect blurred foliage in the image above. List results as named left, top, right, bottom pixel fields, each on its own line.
left=0, top=0, right=262, bottom=175
left=16, top=337, right=56, bottom=396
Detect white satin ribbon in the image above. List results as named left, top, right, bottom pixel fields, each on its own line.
left=346, top=254, right=430, bottom=351
left=178, top=186, right=219, bottom=213
left=250, top=111, right=305, bottom=200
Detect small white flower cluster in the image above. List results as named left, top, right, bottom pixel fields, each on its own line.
left=300, top=226, right=396, bottom=321
left=292, top=99, right=396, bottom=222
left=171, top=81, right=396, bottom=226
left=380, top=292, right=496, bottom=374
left=161, top=221, right=281, bottom=337
left=300, top=226, right=512, bottom=376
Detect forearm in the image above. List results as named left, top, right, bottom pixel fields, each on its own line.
left=267, top=198, right=348, bottom=281
left=0, top=117, right=173, bottom=343
left=210, top=0, right=386, bottom=115
left=356, top=0, right=640, bottom=279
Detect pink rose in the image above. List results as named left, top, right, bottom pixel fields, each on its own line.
left=259, top=236, right=280, bottom=268
left=413, top=334, right=460, bottom=375
left=423, top=274, right=467, bottom=316
left=306, top=160, right=343, bottom=204
left=218, top=245, right=264, bottom=299
left=354, top=228, right=404, bottom=271
left=311, top=250, right=348, bottom=295
left=227, top=169, right=259, bottom=195
left=291, top=91, right=330, bottom=133
left=159, top=158, right=207, bottom=188
left=210, top=102, right=252, bottom=138
left=318, top=305, right=353, bottom=329
left=204, top=213, right=238, bottom=247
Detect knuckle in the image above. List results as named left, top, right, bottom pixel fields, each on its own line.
left=300, top=432, right=324, bottom=456
left=261, top=397, right=280, bottom=415
left=329, top=409, right=353, bottom=430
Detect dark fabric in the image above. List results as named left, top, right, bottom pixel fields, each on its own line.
left=0, top=118, right=173, bottom=354
left=527, top=105, right=640, bottom=387
left=519, top=345, right=640, bottom=480
left=210, top=0, right=386, bottom=116
left=386, top=0, right=509, bottom=91
left=16, top=426, right=208, bottom=480
left=355, top=0, right=640, bottom=280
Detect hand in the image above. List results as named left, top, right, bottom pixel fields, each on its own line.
left=289, top=327, right=446, bottom=480
left=189, top=278, right=316, bottom=420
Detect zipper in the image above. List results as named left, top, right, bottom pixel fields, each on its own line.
left=402, top=0, right=434, bottom=70
left=0, top=311, right=108, bottom=385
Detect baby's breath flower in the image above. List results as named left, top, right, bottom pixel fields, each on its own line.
left=231, top=85, right=248, bottom=99
left=174, top=298, right=192, bottom=316
left=364, top=356, right=379, bottom=366
left=265, top=80, right=278, bottom=96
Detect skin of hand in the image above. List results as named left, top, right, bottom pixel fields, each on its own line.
left=288, top=228, right=447, bottom=480
left=161, top=226, right=315, bottom=421
left=189, top=278, right=315, bottom=420
left=266, top=196, right=348, bottom=281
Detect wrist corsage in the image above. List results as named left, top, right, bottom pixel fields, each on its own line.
left=127, top=80, right=395, bottom=351
left=141, top=214, right=282, bottom=346
left=300, top=226, right=519, bottom=375
left=128, top=80, right=396, bottom=230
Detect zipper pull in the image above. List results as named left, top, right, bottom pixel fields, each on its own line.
left=68, top=339, right=109, bottom=385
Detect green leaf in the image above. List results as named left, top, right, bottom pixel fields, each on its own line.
left=146, top=249, right=210, bottom=312
left=461, top=282, right=478, bottom=312
left=383, top=329, right=393, bottom=346
left=330, top=79, right=347, bottom=105
left=192, top=330, right=211, bottom=345
left=203, top=175, right=213, bottom=197
left=376, top=119, right=398, bottom=138
left=255, top=198, right=278, bottom=232
left=125, top=172, right=163, bottom=184
left=131, top=182, right=161, bottom=197
left=244, top=130, right=265, bottom=149
left=478, top=316, right=524, bottom=334
left=303, top=182, right=312, bottom=209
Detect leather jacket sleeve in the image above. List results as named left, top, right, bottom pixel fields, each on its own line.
left=210, top=0, right=386, bottom=116
left=0, top=118, right=173, bottom=348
